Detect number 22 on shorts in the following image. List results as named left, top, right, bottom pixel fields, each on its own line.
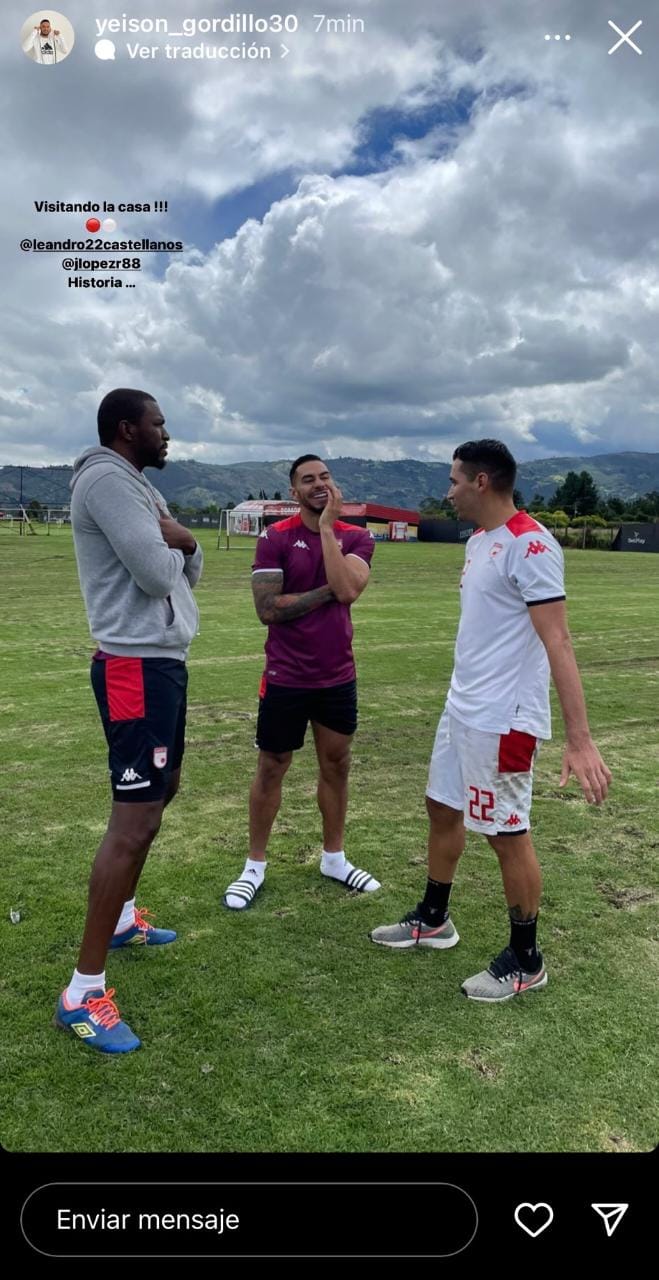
left=468, top=786, right=495, bottom=822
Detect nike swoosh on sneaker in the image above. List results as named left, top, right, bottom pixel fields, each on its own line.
left=514, top=969, right=545, bottom=993
left=412, top=924, right=445, bottom=940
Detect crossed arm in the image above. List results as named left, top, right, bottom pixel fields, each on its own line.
left=252, top=571, right=336, bottom=624
left=529, top=599, right=612, bottom=804
left=87, top=475, right=195, bottom=597
left=252, top=547, right=370, bottom=624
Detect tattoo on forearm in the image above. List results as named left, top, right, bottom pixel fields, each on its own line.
left=253, top=574, right=334, bottom=624
left=273, top=585, right=335, bottom=622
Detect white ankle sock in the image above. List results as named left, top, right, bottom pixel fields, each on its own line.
left=66, top=968, right=106, bottom=1007
left=320, top=850, right=347, bottom=876
left=114, top=898, right=136, bottom=935
left=225, top=858, right=266, bottom=909
left=320, top=850, right=381, bottom=892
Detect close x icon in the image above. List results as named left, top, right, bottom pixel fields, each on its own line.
left=607, top=19, right=643, bottom=55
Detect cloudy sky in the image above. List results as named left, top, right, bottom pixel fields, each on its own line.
left=1, top=0, right=658, bottom=465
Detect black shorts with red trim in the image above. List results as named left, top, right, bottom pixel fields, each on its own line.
left=256, top=677, right=357, bottom=754
left=91, top=654, right=187, bottom=802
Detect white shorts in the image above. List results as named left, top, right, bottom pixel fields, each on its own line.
left=426, top=710, right=540, bottom=835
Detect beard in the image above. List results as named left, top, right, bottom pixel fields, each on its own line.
left=143, top=449, right=167, bottom=471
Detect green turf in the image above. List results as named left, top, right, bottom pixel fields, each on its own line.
left=1, top=527, right=657, bottom=1153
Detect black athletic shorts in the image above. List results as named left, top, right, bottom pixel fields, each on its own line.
left=256, top=677, right=357, bottom=754
left=91, top=654, right=187, bottom=803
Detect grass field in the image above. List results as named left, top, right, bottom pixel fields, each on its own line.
left=1, top=528, right=657, bottom=1153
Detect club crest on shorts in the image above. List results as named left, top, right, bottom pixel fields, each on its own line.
left=153, top=746, right=168, bottom=769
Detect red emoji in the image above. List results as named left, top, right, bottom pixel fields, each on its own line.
left=86, top=218, right=101, bottom=233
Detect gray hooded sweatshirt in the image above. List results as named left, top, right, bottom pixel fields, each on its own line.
left=70, top=447, right=203, bottom=659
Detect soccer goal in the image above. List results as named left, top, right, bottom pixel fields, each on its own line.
left=0, top=506, right=37, bottom=535
left=43, top=506, right=72, bottom=533
left=217, top=508, right=264, bottom=550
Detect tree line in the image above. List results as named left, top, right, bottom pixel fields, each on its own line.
left=19, top=475, right=659, bottom=525
left=420, top=471, right=659, bottom=525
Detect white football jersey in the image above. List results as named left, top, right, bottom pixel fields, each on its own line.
left=446, top=512, right=565, bottom=738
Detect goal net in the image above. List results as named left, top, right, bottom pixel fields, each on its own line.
left=217, top=508, right=264, bottom=549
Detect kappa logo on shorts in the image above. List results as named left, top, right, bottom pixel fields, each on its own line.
left=524, top=541, right=547, bottom=558
left=153, top=747, right=168, bottom=769
left=503, top=812, right=522, bottom=827
left=120, top=768, right=143, bottom=783
left=293, top=539, right=309, bottom=550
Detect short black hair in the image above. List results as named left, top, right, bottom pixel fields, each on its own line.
left=97, top=389, right=156, bottom=447
left=452, top=439, right=517, bottom=493
left=39, top=17, right=50, bottom=23
left=289, top=453, right=323, bottom=484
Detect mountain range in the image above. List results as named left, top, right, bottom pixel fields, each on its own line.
left=1, top=451, right=658, bottom=511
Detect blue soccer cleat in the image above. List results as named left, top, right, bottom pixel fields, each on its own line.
left=109, top=906, right=177, bottom=949
left=54, top=987, right=141, bottom=1053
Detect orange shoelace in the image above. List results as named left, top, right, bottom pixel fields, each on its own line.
left=133, top=907, right=155, bottom=933
left=86, top=988, right=121, bottom=1029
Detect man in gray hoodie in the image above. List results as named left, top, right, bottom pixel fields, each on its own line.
left=55, top=389, right=203, bottom=1054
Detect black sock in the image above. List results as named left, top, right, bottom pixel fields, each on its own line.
left=418, top=878, right=452, bottom=925
left=509, top=912, right=541, bottom=972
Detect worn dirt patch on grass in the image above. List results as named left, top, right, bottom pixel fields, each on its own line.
left=462, top=1048, right=501, bottom=1081
left=597, top=883, right=658, bottom=910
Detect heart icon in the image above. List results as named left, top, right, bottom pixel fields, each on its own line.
left=514, top=1202, right=554, bottom=1238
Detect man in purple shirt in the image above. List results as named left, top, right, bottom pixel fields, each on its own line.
left=223, top=455, right=381, bottom=909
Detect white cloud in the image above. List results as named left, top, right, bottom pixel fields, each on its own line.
left=1, top=0, right=658, bottom=464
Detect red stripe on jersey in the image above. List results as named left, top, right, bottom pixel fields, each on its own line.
left=506, top=511, right=543, bottom=537
left=105, top=657, right=145, bottom=722
left=498, top=728, right=537, bottom=773
left=270, top=515, right=303, bottom=532
left=259, top=674, right=267, bottom=698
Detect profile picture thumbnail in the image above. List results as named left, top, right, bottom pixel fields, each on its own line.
left=21, top=10, right=74, bottom=65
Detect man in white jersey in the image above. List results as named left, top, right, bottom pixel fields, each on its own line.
left=371, top=439, right=611, bottom=1001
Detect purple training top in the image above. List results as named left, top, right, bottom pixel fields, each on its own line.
left=252, top=514, right=375, bottom=687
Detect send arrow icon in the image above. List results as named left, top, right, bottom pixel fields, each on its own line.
left=591, top=1204, right=629, bottom=1237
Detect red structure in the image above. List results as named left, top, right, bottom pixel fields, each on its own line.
left=231, top=499, right=419, bottom=539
